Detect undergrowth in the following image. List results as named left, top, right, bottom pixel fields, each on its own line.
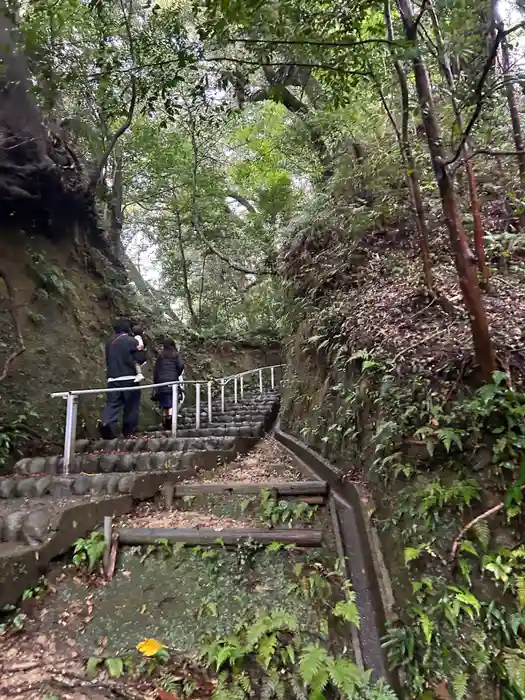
left=283, top=319, right=525, bottom=698
left=203, top=608, right=395, bottom=700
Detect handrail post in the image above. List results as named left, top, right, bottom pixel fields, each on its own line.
left=221, top=379, right=225, bottom=413
left=195, top=383, right=201, bottom=429
left=171, top=383, right=178, bottom=437
left=207, top=381, right=212, bottom=424
left=63, top=393, right=78, bottom=475
left=259, top=368, right=263, bottom=394
left=271, top=366, right=275, bottom=389
left=240, top=375, right=244, bottom=399
left=234, top=376, right=238, bottom=404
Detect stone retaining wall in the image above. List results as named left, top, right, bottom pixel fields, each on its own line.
left=0, top=468, right=198, bottom=545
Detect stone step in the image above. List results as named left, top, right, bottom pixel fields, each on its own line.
left=165, top=411, right=271, bottom=424
left=144, top=421, right=264, bottom=436
left=179, top=396, right=277, bottom=410
left=146, top=423, right=264, bottom=439
left=13, top=447, right=236, bottom=476
left=0, top=467, right=196, bottom=503
left=157, top=424, right=260, bottom=438
left=75, top=435, right=237, bottom=455
left=180, top=407, right=274, bottom=417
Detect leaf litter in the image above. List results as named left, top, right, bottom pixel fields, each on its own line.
left=0, top=439, right=307, bottom=698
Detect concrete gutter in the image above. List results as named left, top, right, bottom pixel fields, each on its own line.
left=274, top=427, right=396, bottom=686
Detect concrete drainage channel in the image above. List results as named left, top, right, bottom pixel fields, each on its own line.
left=273, top=427, right=396, bottom=687
left=0, top=391, right=279, bottom=607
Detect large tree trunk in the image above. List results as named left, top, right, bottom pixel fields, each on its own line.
left=396, top=0, right=496, bottom=379
left=429, top=2, right=488, bottom=288
left=500, top=35, right=525, bottom=192
left=384, top=0, right=433, bottom=291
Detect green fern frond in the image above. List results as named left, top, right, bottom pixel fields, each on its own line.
left=333, top=600, right=360, bottom=628
left=503, top=649, right=525, bottom=693
left=327, top=657, right=362, bottom=694
left=452, top=672, right=468, bottom=700
left=257, top=633, right=278, bottom=669
left=245, top=610, right=297, bottom=650
left=212, top=673, right=247, bottom=700
left=310, top=668, right=330, bottom=696
left=298, top=645, right=328, bottom=687
left=289, top=675, right=307, bottom=700
left=236, top=671, right=252, bottom=694
left=159, top=674, right=179, bottom=692
left=516, top=576, right=525, bottom=608
left=261, top=668, right=286, bottom=700
left=472, top=520, right=490, bottom=549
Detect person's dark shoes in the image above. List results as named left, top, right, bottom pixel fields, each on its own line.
left=98, top=422, right=114, bottom=439
left=122, top=428, right=137, bottom=438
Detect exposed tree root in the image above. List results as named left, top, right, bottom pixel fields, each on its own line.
left=450, top=485, right=525, bottom=561
left=5, top=672, right=150, bottom=699
left=0, top=265, right=25, bottom=383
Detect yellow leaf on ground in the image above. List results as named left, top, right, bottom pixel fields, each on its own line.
left=136, top=638, right=166, bottom=657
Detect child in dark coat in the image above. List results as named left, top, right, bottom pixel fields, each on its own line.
left=152, top=339, right=185, bottom=418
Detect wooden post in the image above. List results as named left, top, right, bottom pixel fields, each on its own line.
left=162, top=483, right=175, bottom=510
left=103, top=516, right=112, bottom=574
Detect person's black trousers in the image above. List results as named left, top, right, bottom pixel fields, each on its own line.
left=100, top=379, right=141, bottom=437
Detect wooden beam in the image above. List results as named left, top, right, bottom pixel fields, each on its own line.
left=117, top=527, right=323, bottom=547
left=173, top=481, right=328, bottom=497
left=288, top=495, right=325, bottom=505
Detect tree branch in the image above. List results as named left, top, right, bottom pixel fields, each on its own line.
left=229, top=36, right=405, bottom=49
left=504, top=20, right=525, bottom=36
left=226, top=192, right=257, bottom=213
left=202, top=236, right=263, bottom=276
left=90, top=57, right=370, bottom=79
left=413, top=0, right=429, bottom=28
left=450, top=485, right=525, bottom=561
left=91, top=0, right=137, bottom=187
left=445, top=28, right=504, bottom=166
left=175, top=208, right=198, bottom=323
left=450, top=147, right=525, bottom=172
left=0, top=266, right=25, bottom=384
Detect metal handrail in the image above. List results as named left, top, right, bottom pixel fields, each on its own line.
left=218, top=364, right=286, bottom=412
left=52, top=363, right=285, bottom=474
left=51, top=379, right=199, bottom=398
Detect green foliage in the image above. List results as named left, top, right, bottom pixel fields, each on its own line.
left=139, top=538, right=180, bottom=563
left=259, top=489, right=317, bottom=526
left=202, top=608, right=393, bottom=700
left=87, top=655, right=133, bottom=679
left=72, top=531, right=105, bottom=572
left=0, top=409, right=40, bottom=472
left=0, top=604, right=27, bottom=636
left=29, top=252, right=75, bottom=302
left=22, top=576, right=48, bottom=601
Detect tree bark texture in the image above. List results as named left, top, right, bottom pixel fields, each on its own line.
left=396, top=0, right=496, bottom=379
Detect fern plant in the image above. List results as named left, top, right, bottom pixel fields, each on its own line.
left=203, top=609, right=391, bottom=700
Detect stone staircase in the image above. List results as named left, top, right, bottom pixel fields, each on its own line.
left=0, top=391, right=280, bottom=548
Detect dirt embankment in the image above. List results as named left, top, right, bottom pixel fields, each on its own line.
left=0, top=228, right=281, bottom=471
left=279, top=192, right=525, bottom=697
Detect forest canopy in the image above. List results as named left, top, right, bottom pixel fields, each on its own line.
left=2, top=0, right=525, bottom=355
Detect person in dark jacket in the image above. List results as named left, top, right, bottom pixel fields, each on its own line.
left=99, top=318, right=148, bottom=439
left=152, top=339, right=185, bottom=423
